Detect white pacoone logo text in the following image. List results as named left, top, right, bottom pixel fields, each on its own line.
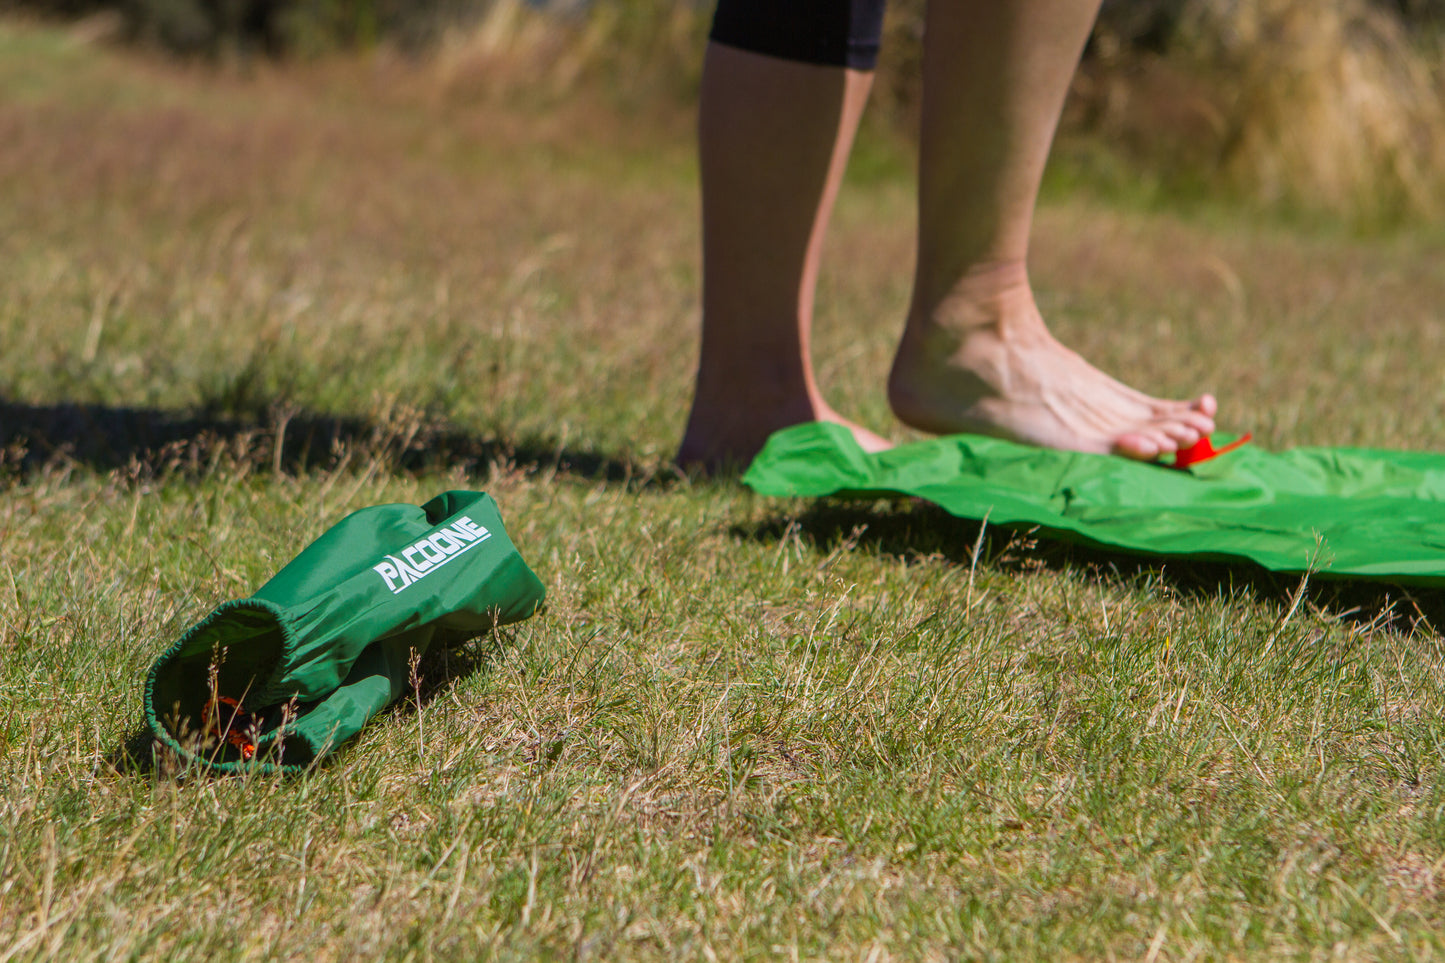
left=373, top=516, right=492, bottom=594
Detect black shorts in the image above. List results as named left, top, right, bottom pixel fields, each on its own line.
left=709, top=0, right=888, bottom=71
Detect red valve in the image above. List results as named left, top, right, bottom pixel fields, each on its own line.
left=1170, top=433, right=1253, bottom=470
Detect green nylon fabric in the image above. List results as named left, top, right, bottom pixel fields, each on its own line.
left=144, top=490, right=546, bottom=774
left=743, top=423, right=1445, bottom=584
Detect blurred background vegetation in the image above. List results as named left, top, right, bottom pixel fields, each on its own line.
left=3, top=0, right=1444, bottom=225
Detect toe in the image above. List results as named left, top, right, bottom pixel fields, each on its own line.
left=1159, top=420, right=1203, bottom=448
left=1175, top=406, right=1216, bottom=437
left=1113, top=429, right=1166, bottom=461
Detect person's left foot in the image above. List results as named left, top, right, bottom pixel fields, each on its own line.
left=888, top=262, right=1216, bottom=460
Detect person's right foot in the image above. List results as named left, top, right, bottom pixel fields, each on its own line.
left=888, top=263, right=1216, bottom=460
left=676, top=396, right=890, bottom=474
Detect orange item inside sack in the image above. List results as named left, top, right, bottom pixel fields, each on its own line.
left=204, top=696, right=257, bottom=760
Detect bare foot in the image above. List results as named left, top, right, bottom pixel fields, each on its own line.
left=888, top=263, right=1216, bottom=460
left=677, top=396, right=891, bottom=473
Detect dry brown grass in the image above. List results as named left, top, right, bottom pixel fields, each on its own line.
left=1083, top=0, right=1445, bottom=220
left=1198, top=0, right=1445, bottom=219
left=419, top=0, right=705, bottom=109
left=884, top=0, right=1445, bottom=222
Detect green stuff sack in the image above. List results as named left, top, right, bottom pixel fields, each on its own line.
left=743, top=422, right=1445, bottom=586
left=144, top=490, right=546, bottom=774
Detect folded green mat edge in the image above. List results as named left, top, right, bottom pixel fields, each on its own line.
left=742, top=423, right=1445, bottom=587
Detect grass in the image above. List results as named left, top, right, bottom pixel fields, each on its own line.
left=6, top=14, right=1445, bottom=960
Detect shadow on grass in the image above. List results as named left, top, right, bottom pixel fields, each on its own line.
left=0, top=399, right=678, bottom=490
left=733, top=497, right=1445, bottom=632
left=109, top=633, right=508, bottom=778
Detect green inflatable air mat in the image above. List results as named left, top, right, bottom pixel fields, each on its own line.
left=743, top=422, right=1445, bottom=585
left=144, top=490, right=546, bottom=774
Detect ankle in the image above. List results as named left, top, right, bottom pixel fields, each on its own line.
left=909, top=258, right=1041, bottom=341
left=685, top=368, right=833, bottom=439
left=952, top=258, right=1030, bottom=292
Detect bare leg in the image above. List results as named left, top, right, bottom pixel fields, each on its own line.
left=677, top=44, right=890, bottom=471
left=887, top=0, right=1216, bottom=459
